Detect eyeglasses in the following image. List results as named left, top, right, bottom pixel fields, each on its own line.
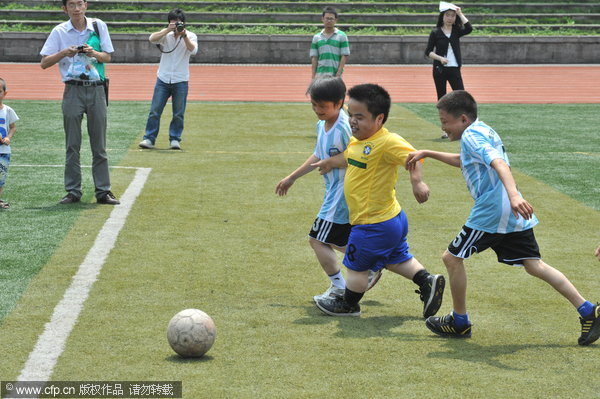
left=65, top=1, right=86, bottom=9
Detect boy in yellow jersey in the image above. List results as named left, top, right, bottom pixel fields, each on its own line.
left=312, top=83, right=445, bottom=317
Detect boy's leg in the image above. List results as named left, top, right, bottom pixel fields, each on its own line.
left=309, top=237, right=342, bottom=277
left=442, top=249, right=468, bottom=315
left=386, top=257, right=445, bottom=318
left=424, top=249, right=472, bottom=338
left=522, top=259, right=585, bottom=308
left=309, top=238, right=346, bottom=301
left=522, top=259, right=600, bottom=346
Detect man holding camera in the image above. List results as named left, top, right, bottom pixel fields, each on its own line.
left=40, top=0, right=119, bottom=205
left=139, top=9, right=198, bottom=150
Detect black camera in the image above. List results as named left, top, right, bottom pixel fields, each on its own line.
left=77, top=45, right=86, bottom=53
left=175, top=21, right=185, bottom=32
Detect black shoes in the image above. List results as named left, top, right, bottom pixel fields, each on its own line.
left=59, top=193, right=81, bottom=204
left=416, top=274, right=445, bottom=318
left=315, top=296, right=361, bottom=317
left=97, top=191, right=120, bottom=205
left=579, top=304, right=600, bottom=346
left=426, top=313, right=473, bottom=338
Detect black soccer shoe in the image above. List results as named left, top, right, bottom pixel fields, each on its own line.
left=315, top=296, right=361, bottom=317
left=416, top=274, right=445, bottom=318
left=426, top=313, right=472, bottom=338
left=578, top=304, right=600, bottom=346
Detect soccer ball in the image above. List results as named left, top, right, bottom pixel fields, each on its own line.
left=167, top=309, right=216, bottom=358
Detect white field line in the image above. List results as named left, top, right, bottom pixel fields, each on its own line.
left=17, top=166, right=152, bottom=383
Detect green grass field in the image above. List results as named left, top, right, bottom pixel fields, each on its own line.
left=0, top=100, right=598, bottom=398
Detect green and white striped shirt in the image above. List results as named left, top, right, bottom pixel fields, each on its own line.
left=310, top=28, right=350, bottom=76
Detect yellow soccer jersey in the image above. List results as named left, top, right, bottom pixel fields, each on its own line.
left=344, top=127, right=418, bottom=225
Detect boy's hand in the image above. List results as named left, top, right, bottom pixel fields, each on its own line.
left=275, top=177, right=295, bottom=196
left=412, top=181, right=430, bottom=204
left=1, top=137, right=9, bottom=145
left=509, top=194, right=534, bottom=220
left=405, top=151, right=425, bottom=170
left=310, top=158, right=332, bottom=175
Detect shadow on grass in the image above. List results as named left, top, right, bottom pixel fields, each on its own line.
left=292, top=303, right=424, bottom=340
left=164, top=354, right=215, bottom=364
left=426, top=339, right=569, bottom=370
left=24, top=202, right=103, bottom=211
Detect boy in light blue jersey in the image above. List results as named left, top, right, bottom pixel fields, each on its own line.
left=406, top=90, right=599, bottom=345
left=276, top=77, right=380, bottom=302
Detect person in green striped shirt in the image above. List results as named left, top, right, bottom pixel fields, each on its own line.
left=310, top=6, right=350, bottom=79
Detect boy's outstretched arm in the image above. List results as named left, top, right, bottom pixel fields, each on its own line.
left=490, top=158, right=534, bottom=220
left=407, top=160, right=430, bottom=203
left=275, top=154, right=320, bottom=196
left=405, top=150, right=461, bottom=170
left=310, top=152, right=348, bottom=175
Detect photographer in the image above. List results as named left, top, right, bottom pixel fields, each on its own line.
left=139, top=8, right=198, bottom=150
left=40, top=0, right=119, bottom=205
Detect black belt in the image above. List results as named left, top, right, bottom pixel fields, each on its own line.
left=65, top=80, right=104, bottom=87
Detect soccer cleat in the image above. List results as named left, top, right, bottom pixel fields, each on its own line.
left=366, top=269, right=382, bottom=291
left=416, top=274, right=445, bottom=318
left=315, top=296, right=361, bottom=317
left=138, top=139, right=154, bottom=149
left=578, top=304, right=600, bottom=346
left=426, top=313, right=472, bottom=338
left=313, top=284, right=345, bottom=303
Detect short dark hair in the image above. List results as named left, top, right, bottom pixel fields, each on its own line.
left=307, top=77, right=346, bottom=105
left=62, top=0, right=86, bottom=7
left=168, top=8, right=186, bottom=23
left=436, top=9, right=464, bottom=29
left=0, top=78, right=6, bottom=92
left=348, top=83, right=391, bottom=124
left=322, top=6, right=338, bottom=18
left=436, top=90, right=478, bottom=121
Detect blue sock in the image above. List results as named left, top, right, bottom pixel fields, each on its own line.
left=577, top=301, right=594, bottom=318
left=452, top=311, right=470, bottom=327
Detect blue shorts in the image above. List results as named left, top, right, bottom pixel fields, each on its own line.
left=343, top=211, right=413, bottom=272
left=0, top=153, right=10, bottom=187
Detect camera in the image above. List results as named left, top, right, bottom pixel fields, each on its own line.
left=175, top=21, right=185, bottom=32
left=77, top=45, right=85, bottom=53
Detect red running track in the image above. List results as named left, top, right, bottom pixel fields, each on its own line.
left=2, top=63, right=599, bottom=103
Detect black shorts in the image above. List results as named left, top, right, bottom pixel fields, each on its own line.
left=308, top=218, right=351, bottom=248
left=447, top=226, right=541, bottom=266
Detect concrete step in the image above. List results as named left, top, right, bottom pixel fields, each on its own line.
left=3, top=19, right=599, bottom=33
left=2, top=0, right=600, bottom=14
left=3, top=10, right=600, bottom=24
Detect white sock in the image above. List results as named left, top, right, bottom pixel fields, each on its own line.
left=328, top=271, right=346, bottom=289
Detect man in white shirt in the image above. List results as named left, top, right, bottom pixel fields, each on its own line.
left=139, top=8, right=198, bottom=150
left=40, top=0, right=119, bottom=205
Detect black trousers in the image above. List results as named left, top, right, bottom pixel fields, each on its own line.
left=433, top=66, right=464, bottom=100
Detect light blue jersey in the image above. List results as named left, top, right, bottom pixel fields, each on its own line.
left=313, top=110, right=351, bottom=224
left=460, top=119, right=538, bottom=234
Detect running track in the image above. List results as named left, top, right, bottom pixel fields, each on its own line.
left=2, top=63, right=600, bottom=103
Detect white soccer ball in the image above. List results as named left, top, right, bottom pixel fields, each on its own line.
left=167, top=309, right=217, bottom=358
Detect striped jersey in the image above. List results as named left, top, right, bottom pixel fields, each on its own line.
left=344, top=127, right=418, bottom=225
left=309, top=28, right=350, bottom=77
left=460, top=119, right=539, bottom=234
left=313, top=110, right=352, bottom=224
